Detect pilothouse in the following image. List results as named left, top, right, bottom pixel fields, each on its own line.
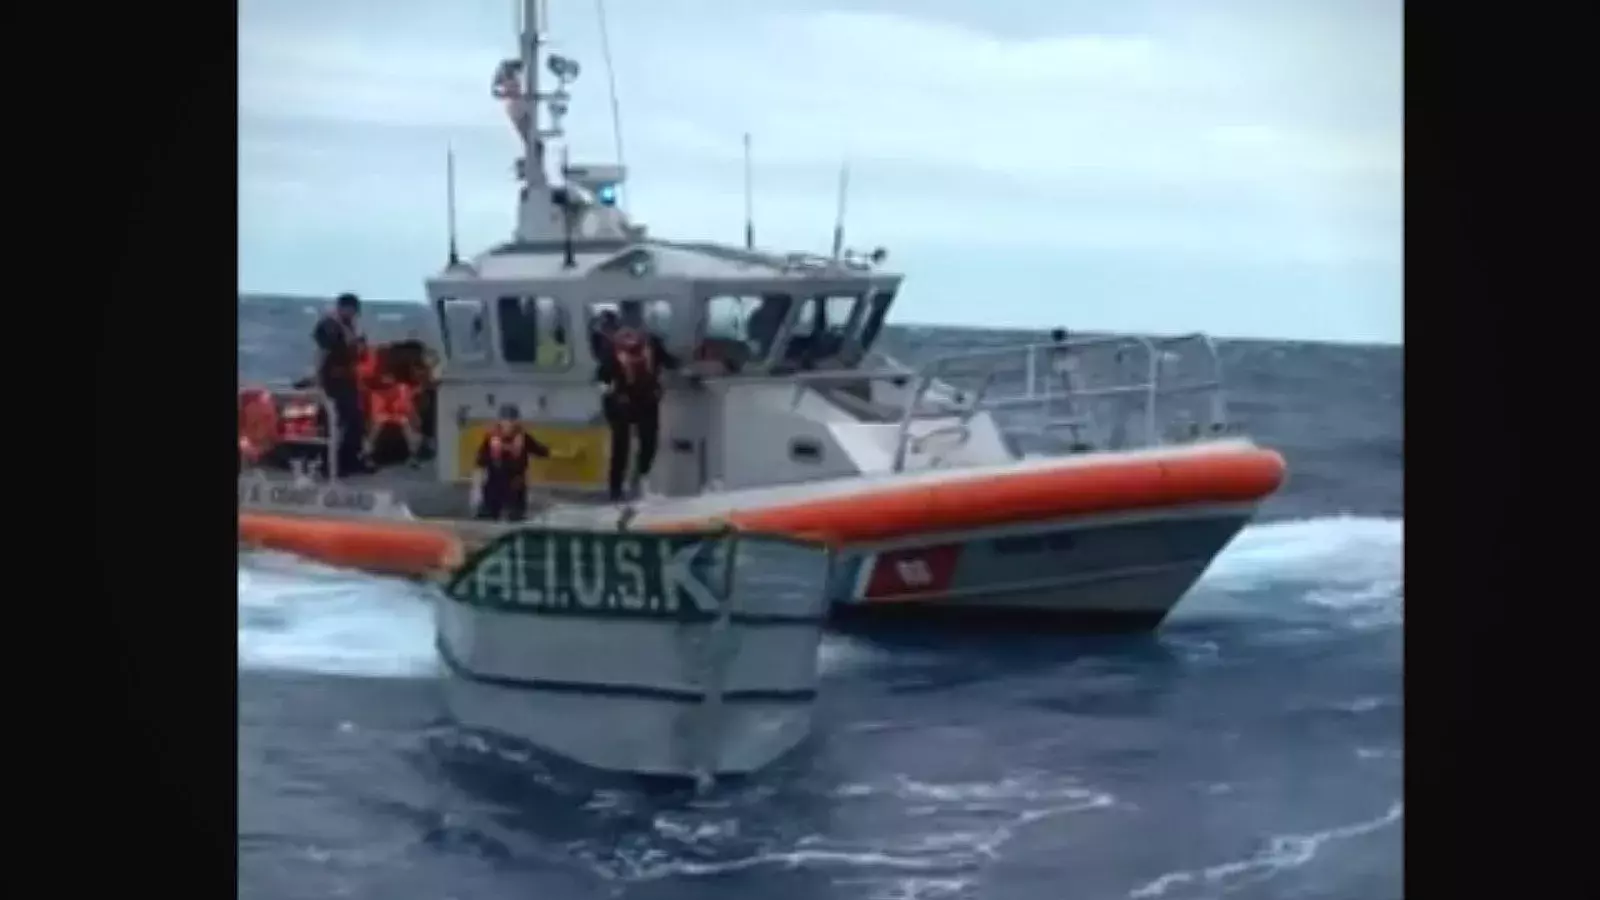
left=426, top=1, right=909, bottom=502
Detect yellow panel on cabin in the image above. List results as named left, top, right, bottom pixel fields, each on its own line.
left=455, top=422, right=611, bottom=487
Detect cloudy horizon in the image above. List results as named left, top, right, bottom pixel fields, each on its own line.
left=240, top=0, right=1402, bottom=344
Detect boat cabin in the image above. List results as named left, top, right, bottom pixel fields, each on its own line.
left=424, top=231, right=903, bottom=499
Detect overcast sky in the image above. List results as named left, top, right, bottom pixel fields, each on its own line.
left=239, top=0, right=1402, bottom=344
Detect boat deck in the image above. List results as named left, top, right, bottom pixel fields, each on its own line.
left=242, top=437, right=1268, bottom=534
left=240, top=462, right=643, bottom=543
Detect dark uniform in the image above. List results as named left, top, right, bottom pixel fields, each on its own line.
left=595, top=327, right=679, bottom=502
left=589, top=309, right=621, bottom=362
left=312, top=292, right=369, bottom=474
left=474, top=405, right=553, bottom=521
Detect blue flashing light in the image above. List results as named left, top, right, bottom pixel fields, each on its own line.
left=596, top=182, right=618, bottom=206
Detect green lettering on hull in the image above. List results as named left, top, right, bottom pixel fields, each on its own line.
left=446, top=528, right=730, bottom=620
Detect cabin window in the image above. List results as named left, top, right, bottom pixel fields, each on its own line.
left=588, top=299, right=671, bottom=332
left=629, top=298, right=674, bottom=334
left=701, top=294, right=793, bottom=368
left=782, top=294, right=866, bottom=365
left=854, top=290, right=895, bottom=352
left=787, top=301, right=816, bottom=339
left=496, top=296, right=571, bottom=369
left=436, top=297, right=489, bottom=363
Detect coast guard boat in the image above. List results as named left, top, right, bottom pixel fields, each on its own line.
left=238, top=0, right=1286, bottom=632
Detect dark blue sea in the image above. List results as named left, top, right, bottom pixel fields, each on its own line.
left=238, top=294, right=1403, bottom=900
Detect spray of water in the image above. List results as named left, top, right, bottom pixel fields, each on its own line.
left=236, top=516, right=1402, bottom=679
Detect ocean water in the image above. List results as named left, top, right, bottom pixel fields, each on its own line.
left=237, top=294, right=1403, bottom=900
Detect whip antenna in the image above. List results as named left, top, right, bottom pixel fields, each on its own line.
left=446, top=145, right=460, bottom=267
left=743, top=133, right=756, bottom=249
left=830, top=161, right=851, bottom=259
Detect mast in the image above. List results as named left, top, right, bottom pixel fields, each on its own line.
left=831, top=162, right=851, bottom=260
left=743, top=133, right=755, bottom=249
left=521, top=0, right=547, bottom=191
left=493, top=0, right=626, bottom=246
left=446, top=145, right=460, bottom=267
left=510, top=0, right=557, bottom=242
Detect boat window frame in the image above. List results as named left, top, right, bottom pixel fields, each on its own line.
left=852, top=290, right=895, bottom=356
left=434, top=295, right=493, bottom=364
left=695, top=293, right=796, bottom=374
left=495, top=294, right=574, bottom=371
left=773, top=291, right=872, bottom=369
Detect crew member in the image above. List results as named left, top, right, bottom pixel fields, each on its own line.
left=471, top=404, right=553, bottom=521
left=312, top=292, right=370, bottom=474
left=382, top=338, right=438, bottom=460
left=365, top=372, right=421, bottom=467
left=1048, top=327, right=1079, bottom=392
left=596, top=324, right=679, bottom=502
left=238, top=389, right=280, bottom=471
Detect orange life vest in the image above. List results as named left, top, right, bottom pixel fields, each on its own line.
left=238, top=390, right=280, bottom=461
left=612, top=329, right=659, bottom=394
left=488, top=429, right=526, bottom=462
left=368, top=381, right=415, bottom=428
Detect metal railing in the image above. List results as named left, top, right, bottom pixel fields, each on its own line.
left=888, top=333, right=1232, bottom=469
left=238, top=385, right=344, bottom=481
left=655, top=332, right=1234, bottom=476
left=692, top=333, right=1232, bottom=472
left=722, top=335, right=1229, bottom=470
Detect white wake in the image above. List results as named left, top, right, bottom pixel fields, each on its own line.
left=236, top=515, right=1403, bottom=679
left=1175, top=515, right=1404, bottom=629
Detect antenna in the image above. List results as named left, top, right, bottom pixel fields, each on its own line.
left=595, top=0, right=628, bottom=213
left=743, top=133, right=755, bottom=249
left=559, top=145, right=577, bottom=269
left=830, top=161, right=851, bottom=260
left=446, top=145, right=460, bottom=267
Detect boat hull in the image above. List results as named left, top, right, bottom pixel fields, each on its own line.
left=647, top=441, right=1283, bottom=630
left=239, top=441, right=1284, bottom=631
left=825, top=504, right=1255, bottom=631
left=433, top=527, right=833, bottom=779
left=435, top=654, right=817, bottom=777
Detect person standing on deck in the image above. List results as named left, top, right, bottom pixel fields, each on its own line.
left=1048, top=328, right=1078, bottom=389
left=596, top=322, right=679, bottom=502
left=1047, top=327, right=1097, bottom=452
left=365, top=372, right=422, bottom=467
left=238, top=389, right=281, bottom=471
left=312, top=292, right=371, bottom=475
left=1047, top=327, right=1081, bottom=405
left=471, top=404, right=556, bottom=522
